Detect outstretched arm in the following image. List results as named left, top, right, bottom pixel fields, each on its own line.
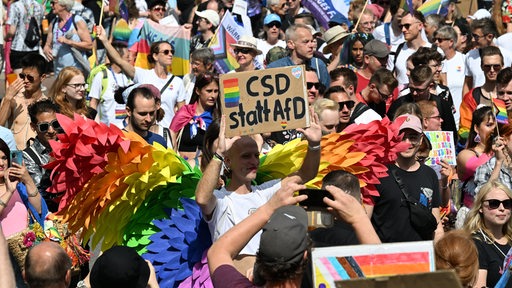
left=96, top=25, right=135, bottom=79
left=207, top=179, right=307, bottom=274
left=195, top=115, right=239, bottom=219
left=0, top=226, right=15, bottom=288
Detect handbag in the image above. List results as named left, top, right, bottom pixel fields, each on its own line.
left=391, top=168, right=438, bottom=240
left=23, top=2, right=41, bottom=48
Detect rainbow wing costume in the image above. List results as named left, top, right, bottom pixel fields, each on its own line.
left=47, top=114, right=408, bottom=287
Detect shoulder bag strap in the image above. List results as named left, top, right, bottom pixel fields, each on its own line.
left=390, top=167, right=413, bottom=203
left=384, top=22, right=391, bottom=46
left=160, top=75, right=175, bottom=95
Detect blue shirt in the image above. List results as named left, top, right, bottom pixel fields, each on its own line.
left=143, top=131, right=167, bottom=148
left=267, top=56, right=330, bottom=88
left=0, top=126, right=17, bottom=150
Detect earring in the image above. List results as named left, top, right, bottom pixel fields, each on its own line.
left=474, top=133, right=481, bottom=143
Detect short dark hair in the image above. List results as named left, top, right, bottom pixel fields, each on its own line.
left=403, top=10, right=425, bottom=24
left=25, top=244, right=72, bottom=288
left=411, top=46, right=444, bottom=67
left=369, top=68, right=398, bottom=91
left=322, top=170, right=361, bottom=202
left=410, top=65, right=433, bottom=84
left=497, top=67, right=512, bottom=88
left=21, top=53, right=48, bottom=75
left=126, top=87, right=155, bottom=110
left=471, top=18, right=498, bottom=38
left=0, top=139, right=11, bottom=167
left=112, top=41, right=128, bottom=57
left=330, top=67, right=358, bottom=92
left=293, top=13, right=315, bottom=27
left=324, top=86, right=347, bottom=100
left=148, top=41, right=173, bottom=64
left=28, top=99, right=60, bottom=124
left=480, top=45, right=503, bottom=66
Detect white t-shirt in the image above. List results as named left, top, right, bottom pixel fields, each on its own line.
left=496, top=33, right=512, bottom=52
left=442, top=51, right=466, bottom=129
left=373, top=23, right=404, bottom=50
left=207, top=179, right=281, bottom=255
left=465, top=46, right=512, bottom=88
left=256, top=39, right=286, bottom=66
left=89, top=68, right=132, bottom=128
left=134, top=67, right=186, bottom=128
left=387, top=41, right=435, bottom=87
left=353, top=109, right=382, bottom=124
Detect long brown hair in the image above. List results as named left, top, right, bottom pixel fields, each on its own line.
left=49, top=67, right=88, bottom=118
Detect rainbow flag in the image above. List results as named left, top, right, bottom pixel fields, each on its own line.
left=223, top=78, right=240, bottom=108
left=399, top=0, right=415, bottom=14
left=494, top=98, right=509, bottom=124
left=129, top=20, right=190, bottom=76
left=417, top=0, right=450, bottom=16
left=209, top=11, right=243, bottom=73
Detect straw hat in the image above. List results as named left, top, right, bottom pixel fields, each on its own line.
left=322, top=26, right=350, bottom=54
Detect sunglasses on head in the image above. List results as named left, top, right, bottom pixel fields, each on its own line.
left=234, top=48, right=253, bottom=54
left=37, top=119, right=61, bottom=133
left=307, top=82, right=320, bottom=90
left=159, top=49, right=174, bottom=55
left=19, top=73, right=36, bottom=82
left=484, top=199, right=512, bottom=210
left=338, top=100, right=355, bottom=110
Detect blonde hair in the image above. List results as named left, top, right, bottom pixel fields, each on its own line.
left=49, top=67, right=88, bottom=118
left=313, top=98, right=339, bottom=121
left=464, top=180, right=512, bottom=243
left=417, top=100, right=437, bottom=119
left=435, top=230, right=479, bottom=287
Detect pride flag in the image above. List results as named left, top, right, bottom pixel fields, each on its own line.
left=209, top=11, right=261, bottom=73
left=130, top=20, right=190, bottom=76
left=494, top=98, right=509, bottom=124
left=417, top=0, right=449, bottom=16
left=223, top=78, right=240, bottom=108
left=400, top=0, right=415, bottom=14
left=301, top=0, right=350, bottom=29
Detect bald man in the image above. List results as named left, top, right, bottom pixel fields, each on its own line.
left=24, top=242, right=72, bottom=288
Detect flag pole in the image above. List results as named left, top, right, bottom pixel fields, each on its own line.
left=353, top=0, right=369, bottom=33
left=490, top=93, right=502, bottom=138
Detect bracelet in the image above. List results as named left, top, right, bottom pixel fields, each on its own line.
left=213, top=152, right=224, bottom=162
left=0, top=198, right=5, bottom=208
left=308, top=144, right=321, bottom=151
left=28, top=189, right=39, bottom=197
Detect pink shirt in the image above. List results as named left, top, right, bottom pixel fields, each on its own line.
left=1, top=190, right=28, bottom=237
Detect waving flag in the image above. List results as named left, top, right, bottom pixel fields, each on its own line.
left=493, top=98, right=509, bottom=125
left=301, top=0, right=350, bottom=29
left=130, top=20, right=190, bottom=76
left=417, top=0, right=449, bottom=16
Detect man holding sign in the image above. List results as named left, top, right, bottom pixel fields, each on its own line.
left=195, top=110, right=321, bottom=266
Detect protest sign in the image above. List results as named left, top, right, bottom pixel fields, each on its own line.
left=336, top=270, right=463, bottom=288
left=220, top=65, right=309, bottom=137
left=312, top=241, right=435, bottom=288
left=424, top=131, right=456, bottom=166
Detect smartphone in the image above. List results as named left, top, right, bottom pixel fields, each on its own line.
left=10, top=150, right=23, bottom=166
left=298, top=188, right=333, bottom=208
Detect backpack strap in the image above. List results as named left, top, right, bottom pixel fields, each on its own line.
left=392, top=42, right=405, bottom=74
left=160, top=75, right=175, bottom=94
left=384, top=22, right=391, bottom=46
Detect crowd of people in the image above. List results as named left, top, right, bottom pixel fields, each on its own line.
left=3, top=0, right=512, bottom=287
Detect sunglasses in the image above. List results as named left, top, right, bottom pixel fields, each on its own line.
left=338, top=100, right=355, bottom=110
left=433, top=37, right=450, bottom=43
left=307, top=82, right=320, bottom=90
left=416, top=156, right=430, bottom=163
left=398, top=22, right=420, bottom=30
left=280, top=2, right=289, bottom=8
left=402, top=133, right=422, bottom=144
left=472, top=33, right=484, bottom=41
left=67, top=83, right=87, bottom=89
left=37, top=119, right=61, bottom=133
left=19, top=73, right=36, bottom=82
left=376, top=87, right=392, bottom=100
left=152, top=6, right=166, bottom=12
left=484, top=199, right=512, bottom=210
left=159, top=49, right=174, bottom=55
left=266, top=21, right=281, bottom=28
left=234, top=48, right=253, bottom=54
left=409, top=85, right=430, bottom=95
left=482, top=64, right=502, bottom=71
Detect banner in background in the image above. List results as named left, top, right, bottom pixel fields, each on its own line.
left=130, top=20, right=190, bottom=76
left=301, top=0, right=350, bottom=29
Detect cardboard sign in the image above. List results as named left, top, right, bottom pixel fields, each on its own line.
left=336, top=270, right=463, bottom=288
left=312, top=241, right=435, bottom=288
left=220, top=65, right=310, bottom=137
left=424, top=131, right=456, bottom=166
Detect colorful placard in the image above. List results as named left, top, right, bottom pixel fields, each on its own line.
left=423, top=131, right=456, bottom=166
left=312, top=241, right=435, bottom=288
left=219, top=65, right=310, bottom=137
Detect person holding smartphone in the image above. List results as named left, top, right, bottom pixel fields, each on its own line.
left=0, top=138, right=44, bottom=239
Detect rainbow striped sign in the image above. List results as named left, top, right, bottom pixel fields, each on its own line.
left=312, top=241, right=435, bottom=288
left=223, top=78, right=240, bottom=108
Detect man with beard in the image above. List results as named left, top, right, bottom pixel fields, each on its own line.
left=0, top=53, right=48, bottom=150
left=24, top=100, right=62, bottom=212
left=124, top=86, right=167, bottom=147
